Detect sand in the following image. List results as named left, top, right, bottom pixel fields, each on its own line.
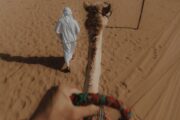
left=0, top=0, right=180, bottom=120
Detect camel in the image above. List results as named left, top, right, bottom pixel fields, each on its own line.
left=83, top=1, right=112, bottom=94
left=83, top=2, right=112, bottom=119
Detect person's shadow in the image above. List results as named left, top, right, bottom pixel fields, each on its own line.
left=0, top=53, right=65, bottom=70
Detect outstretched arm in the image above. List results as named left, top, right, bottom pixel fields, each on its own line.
left=32, top=85, right=99, bottom=120
left=49, top=85, right=99, bottom=120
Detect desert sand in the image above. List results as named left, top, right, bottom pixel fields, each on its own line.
left=0, top=0, right=180, bottom=120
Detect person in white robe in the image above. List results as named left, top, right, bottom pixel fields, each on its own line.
left=56, top=7, right=80, bottom=72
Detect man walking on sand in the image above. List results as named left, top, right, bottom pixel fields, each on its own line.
left=56, top=7, right=80, bottom=73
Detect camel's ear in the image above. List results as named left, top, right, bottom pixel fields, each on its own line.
left=83, top=2, right=91, bottom=11
left=102, top=2, right=112, bottom=17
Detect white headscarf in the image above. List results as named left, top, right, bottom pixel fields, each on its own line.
left=63, top=7, right=72, bottom=16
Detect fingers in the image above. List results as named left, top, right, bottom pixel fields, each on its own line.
left=69, top=88, right=82, bottom=94
left=58, top=85, right=81, bottom=96
left=74, top=105, right=99, bottom=119
left=105, top=111, right=112, bottom=120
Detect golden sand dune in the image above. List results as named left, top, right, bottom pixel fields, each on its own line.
left=0, top=0, right=180, bottom=120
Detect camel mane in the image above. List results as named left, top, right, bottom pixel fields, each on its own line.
left=84, top=5, right=103, bottom=73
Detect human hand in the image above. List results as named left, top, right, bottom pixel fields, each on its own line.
left=49, top=86, right=99, bottom=120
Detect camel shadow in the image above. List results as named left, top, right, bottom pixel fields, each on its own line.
left=0, top=53, right=65, bottom=70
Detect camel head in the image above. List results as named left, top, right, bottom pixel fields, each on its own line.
left=84, top=2, right=112, bottom=37
left=84, top=2, right=112, bottom=18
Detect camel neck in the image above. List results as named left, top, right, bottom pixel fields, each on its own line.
left=84, top=31, right=103, bottom=93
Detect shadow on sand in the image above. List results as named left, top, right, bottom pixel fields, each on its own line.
left=29, top=86, right=59, bottom=120
left=0, top=53, right=65, bottom=70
